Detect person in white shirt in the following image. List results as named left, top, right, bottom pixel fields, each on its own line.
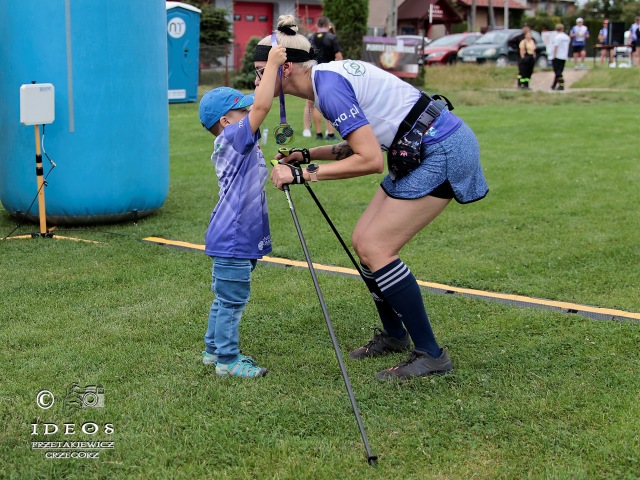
left=551, top=24, right=571, bottom=90
left=570, top=17, right=590, bottom=69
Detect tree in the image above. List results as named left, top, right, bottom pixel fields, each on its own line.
left=232, top=37, right=262, bottom=90
left=575, top=0, right=639, bottom=24
left=322, top=0, right=369, bottom=60
left=525, top=12, right=561, bottom=32
left=180, top=0, right=232, bottom=45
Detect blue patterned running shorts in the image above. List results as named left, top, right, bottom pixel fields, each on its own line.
left=381, top=122, right=489, bottom=204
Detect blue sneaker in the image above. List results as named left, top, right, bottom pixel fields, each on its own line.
left=215, top=356, right=268, bottom=378
left=202, top=351, right=218, bottom=365
left=202, top=351, right=255, bottom=366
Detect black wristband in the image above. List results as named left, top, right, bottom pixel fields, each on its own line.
left=299, top=148, right=311, bottom=164
left=278, top=146, right=311, bottom=164
left=289, top=148, right=310, bottom=164
left=286, top=164, right=304, bottom=184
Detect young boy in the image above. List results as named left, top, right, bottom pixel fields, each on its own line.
left=199, top=44, right=286, bottom=378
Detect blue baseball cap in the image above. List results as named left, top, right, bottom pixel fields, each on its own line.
left=199, top=87, right=255, bottom=130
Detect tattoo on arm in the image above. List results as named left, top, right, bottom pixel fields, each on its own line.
left=331, top=142, right=353, bottom=160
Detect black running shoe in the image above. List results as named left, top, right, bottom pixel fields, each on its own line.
left=349, top=328, right=411, bottom=359
left=375, top=348, right=453, bottom=380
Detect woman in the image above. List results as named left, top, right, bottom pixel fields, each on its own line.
left=518, top=31, right=536, bottom=89
left=256, top=15, right=488, bottom=380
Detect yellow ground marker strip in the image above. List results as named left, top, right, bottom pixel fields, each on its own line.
left=5, top=234, right=99, bottom=243
left=143, top=236, right=640, bottom=322
left=143, top=237, right=359, bottom=276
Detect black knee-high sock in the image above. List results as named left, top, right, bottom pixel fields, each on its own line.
left=360, top=264, right=406, bottom=339
left=373, top=259, right=441, bottom=357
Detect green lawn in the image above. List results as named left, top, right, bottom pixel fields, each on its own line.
left=1, top=66, right=639, bottom=479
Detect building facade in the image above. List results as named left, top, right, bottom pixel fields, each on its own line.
left=202, top=0, right=575, bottom=68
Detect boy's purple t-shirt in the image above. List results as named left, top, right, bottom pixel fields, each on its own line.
left=204, top=117, right=272, bottom=259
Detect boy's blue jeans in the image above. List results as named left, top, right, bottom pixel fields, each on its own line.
left=204, top=257, right=257, bottom=364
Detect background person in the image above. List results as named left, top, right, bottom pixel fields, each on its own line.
left=551, top=23, right=571, bottom=90
left=256, top=15, right=489, bottom=381
left=629, top=17, right=640, bottom=66
left=570, top=18, right=590, bottom=69
left=302, top=17, right=343, bottom=140
left=598, top=20, right=613, bottom=66
left=509, top=23, right=530, bottom=49
left=518, top=30, right=536, bottom=89
left=198, top=44, right=287, bottom=379
left=510, top=23, right=531, bottom=87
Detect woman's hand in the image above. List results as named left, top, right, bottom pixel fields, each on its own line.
left=275, top=148, right=309, bottom=164
left=270, top=163, right=295, bottom=190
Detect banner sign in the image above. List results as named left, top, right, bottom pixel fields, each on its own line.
left=361, top=36, right=421, bottom=78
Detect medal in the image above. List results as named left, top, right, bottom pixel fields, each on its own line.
left=271, top=33, right=294, bottom=145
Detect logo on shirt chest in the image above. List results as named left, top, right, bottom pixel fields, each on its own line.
left=342, top=61, right=366, bottom=76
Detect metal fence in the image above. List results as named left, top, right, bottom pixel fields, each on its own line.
left=199, top=45, right=231, bottom=85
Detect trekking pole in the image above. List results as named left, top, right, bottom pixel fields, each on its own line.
left=276, top=150, right=401, bottom=322
left=277, top=147, right=362, bottom=277
left=271, top=161, right=377, bottom=467
left=303, top=183, right=363, bottom=277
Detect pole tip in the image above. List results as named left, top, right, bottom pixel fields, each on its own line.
left=367, top=455, right=378, bottom=467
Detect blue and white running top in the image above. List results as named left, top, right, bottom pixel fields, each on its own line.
left=570, top=25, right=590, bottom=46
left=204, top=117, right=272, bottom=259
left=311, top=60, right=462, bottom=150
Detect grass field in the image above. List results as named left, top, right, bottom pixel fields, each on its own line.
left=1, top=65, right=639, bottom=479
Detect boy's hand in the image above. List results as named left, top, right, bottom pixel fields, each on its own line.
left=268, top=44, right=287, bottom=67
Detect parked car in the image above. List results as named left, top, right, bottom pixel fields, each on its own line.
left=397, top=35, right=431, bottom=49
left=396, top=35, right=431, bottom=65
left=457, top=29, right=549, bottom=68
left=424, top=32, right=481, bottom=65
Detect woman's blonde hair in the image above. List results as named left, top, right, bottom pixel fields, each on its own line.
left=257, top=14, right=316, bottom=69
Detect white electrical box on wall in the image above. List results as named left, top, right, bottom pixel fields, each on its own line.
left=20, top=83, right=55, bottom=125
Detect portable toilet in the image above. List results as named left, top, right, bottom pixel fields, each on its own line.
left=166, top=2, right=201, bottom=103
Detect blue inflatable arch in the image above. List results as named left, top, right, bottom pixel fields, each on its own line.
left=0, top=0, right=169, bottom=225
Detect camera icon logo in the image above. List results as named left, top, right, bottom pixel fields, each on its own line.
left=62, top=383, right=105, bottom=415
